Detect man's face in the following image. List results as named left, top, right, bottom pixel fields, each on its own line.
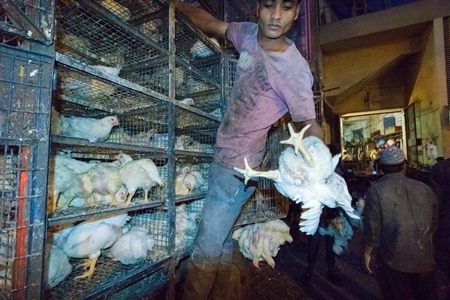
left=257, top=0, right=300, bottom=40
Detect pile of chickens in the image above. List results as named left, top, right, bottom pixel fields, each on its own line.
left=49, top=213, right=155, bottom=288
left=48, top=152, right=163, bottom=215
left=175, top=164, right=206, bottom=195
left=235, top=124, right=359, bottom=235
left=232, top=219, right=293, bottom=268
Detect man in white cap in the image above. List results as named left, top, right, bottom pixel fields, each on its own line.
left=363, top=146, right=438, bottom=299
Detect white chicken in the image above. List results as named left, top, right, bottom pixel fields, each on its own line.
left=178, top=98, right=195, bottom=106
left=57, top=214, right=130, bottom=279
left=190, top=40, right=215, bottom=58
left=235, top=124, right=359, bottom=235
left=175, top=204, right=200, bottom=249
left=175, top=165, right=205, bottom=194
left=60, top=115, right=119, bottom=142
left=108, top=226, right=155, bottom=265
left=122, top=129, right=158, bottom=146
left=232, top=219, right=293, bottom=269
left=182, top=170, right=205, bottom=193
left=115, top=154, right=164, bottom=205
left=87, top=163, right=124, bottom=207
left=47, top=245, right=72, bottom=288
left=48, top=154, right=97, bottom=214
left=318, top=211, right=354, bottom=255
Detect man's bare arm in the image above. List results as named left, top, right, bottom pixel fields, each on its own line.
left=174, top=0, right=229, bottom=38
left=293, top=119, right=324, bottom=140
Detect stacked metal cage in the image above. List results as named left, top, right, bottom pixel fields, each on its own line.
left=0, top=44, right=53, bottom=298
left=0, top=0, right=322, bottom=298
left=47, top=0, right=222, bottom=298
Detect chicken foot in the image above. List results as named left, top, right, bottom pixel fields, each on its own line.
left=234, top=157, right=280, bottom=185
left=75, top=257, right=98, bottom=279
left=279, top=123, right=315, bottom=167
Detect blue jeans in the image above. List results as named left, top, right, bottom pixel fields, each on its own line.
left=183, top=161, right=257, bottom=300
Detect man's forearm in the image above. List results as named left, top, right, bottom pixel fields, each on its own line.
left=174, top=0, right=225, bottom=37
left=293, top=119, right=324, bottom=140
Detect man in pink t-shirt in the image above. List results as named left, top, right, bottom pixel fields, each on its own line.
left=175, top=1, right=323, bottom=299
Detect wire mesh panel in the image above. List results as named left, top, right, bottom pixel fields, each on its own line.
left=53, top=63, right=172, bottom=149
left=129, top=207, right=171, bottom=256
left=224, top=0, right=257, bottom=23
left=174, top=9, right=221, bottom=63
left=0, top=45, right=53, bottom=299
left=175, top=157, right=211, bottom=198
left=0, top=0, right=53, bottom=46
left=174, top=57, right=221, bottom=112
left=175, top=106, right=219, bottom=154
left=55, top=0, right=168, bottom=81
left=174, top=199, right=203, bottom=255
left=173, top=9, right=222, bottom=113
left=46, top=209, right=171, bottom=299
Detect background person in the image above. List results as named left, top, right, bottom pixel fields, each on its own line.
left=363, top=146, right=438, bottom=300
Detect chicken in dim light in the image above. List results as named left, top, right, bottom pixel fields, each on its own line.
left=55, top=214, right=130, bottom=279
left=232, top=219, right=293, bottom=268
left=60, top=115, right=119, bottom=142
left=114, top=153, right=164, bottom=205
left=235, top=124, right=359, bottom=235
left=108, top=226, right=155, bottom=265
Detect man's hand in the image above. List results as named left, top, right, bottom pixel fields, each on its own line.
left=363, top=246, right=374, bottom=275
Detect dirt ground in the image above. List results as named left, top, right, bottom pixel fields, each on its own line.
left=244, top=225, right=450, bottom=300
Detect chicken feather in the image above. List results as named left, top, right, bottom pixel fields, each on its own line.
left=60, top=214, right=130, bottom=279
left=108, top=226, right=155, bottom=264
left=235, top=124, right=358, bottom=235
left=60, top=115, right=119, bottom=142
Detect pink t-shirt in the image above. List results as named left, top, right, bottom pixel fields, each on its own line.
left=214, top=22, right=316, bottom=169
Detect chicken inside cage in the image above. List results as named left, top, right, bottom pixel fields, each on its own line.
left=47, top=209, right=169, bottom=292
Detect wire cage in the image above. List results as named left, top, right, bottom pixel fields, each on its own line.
left=46, top=207, right=171, bottom=299
left=0, top=45, right=53, bottom=299
left=174, top=198, right=204, bottom=255
left=53, top=62, right=173, bottom=148
left=0, top=0, right=53, bottom=46
left=175, top=157, right=211, bottom=198
left=55, top=0, right=223, bottom=115
left=175, top=106, right=220, bottom=154
left=223, top=0, right=257, bottom=23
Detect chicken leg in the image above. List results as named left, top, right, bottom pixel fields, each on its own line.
left=51, top=193, right=61, bottom=215
left=125, top=190, right=137, bottom=206
left=109, top=191, right=120, bottom=206
left=75, top=256, right=99, bottom=279
left=142, top=189, right=149, bottom=203
left=234, top=157, right=280, bottom=185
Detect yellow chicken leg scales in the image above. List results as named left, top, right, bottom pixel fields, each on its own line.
left=75, top=257, right=98, bottom=280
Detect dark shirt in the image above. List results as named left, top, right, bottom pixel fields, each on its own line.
left=429, top=158, right=450, bottom=203
left=363, top=173, right=438, bottom=273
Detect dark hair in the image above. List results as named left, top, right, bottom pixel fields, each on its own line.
left=380, top=162, right=404, bottom=174
left=259, top=0, right=301, bottom=3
